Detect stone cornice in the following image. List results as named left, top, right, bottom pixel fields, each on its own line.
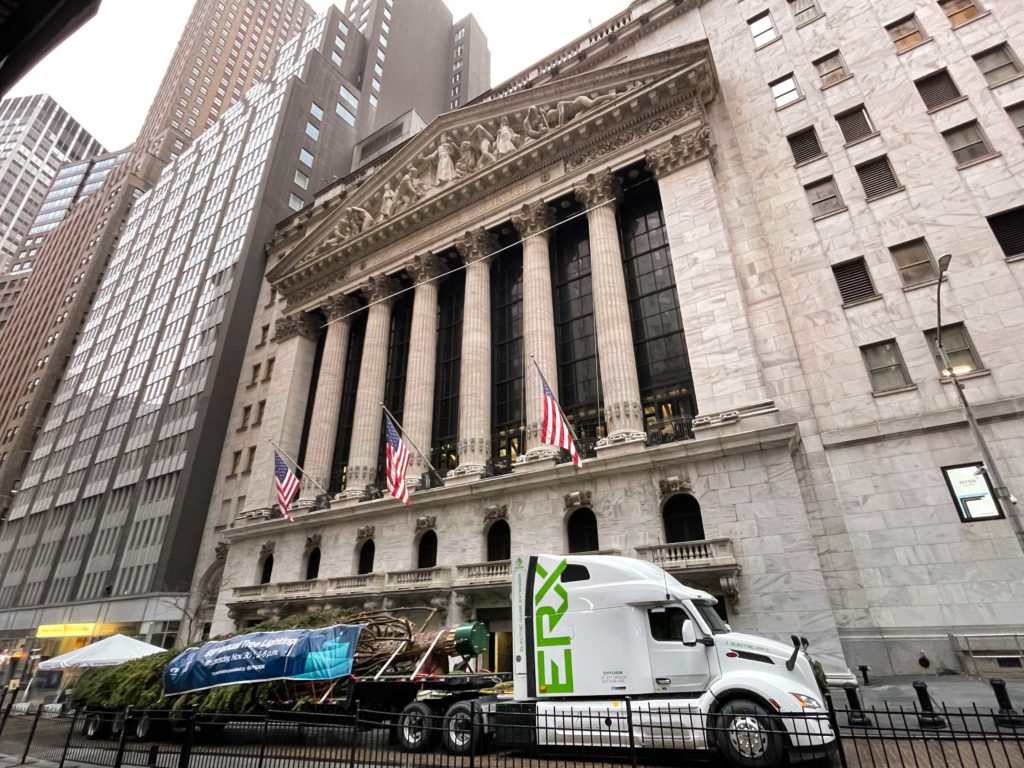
left=645, top=125, right=714, bottom=178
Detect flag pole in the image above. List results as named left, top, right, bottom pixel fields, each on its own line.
left=529, top=355, right=582, bottom=447
left=264, top=437, right=331, bottom=497
left=380, top=403, right=444, bottom=487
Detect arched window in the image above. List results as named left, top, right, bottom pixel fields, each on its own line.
left=487, top=520, right=511, bottom=562
left=417, top=529, right=437, bottom=569
left=566, top=508, right=599, bottom=554
left=357, top=539, right=375, bottom=575
left=259, top=554, right=274, bottom=585
left=305, top=547, right=321, bottom=580
left=663, top=494, right=705, bottom=542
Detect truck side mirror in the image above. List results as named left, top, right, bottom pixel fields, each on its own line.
left=681, top=619, right=697, bottom=647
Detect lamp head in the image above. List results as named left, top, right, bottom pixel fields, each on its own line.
left=938, top=253, right=952, bottom=275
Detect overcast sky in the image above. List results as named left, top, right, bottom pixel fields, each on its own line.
left=7, top=0, right=628, bottom=151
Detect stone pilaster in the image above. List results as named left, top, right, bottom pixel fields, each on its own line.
left=402, top=254, right=447, bottom=486
left=299, top=294, right=360, bottom=501
left=449, top=229, right=496, bottom=478
left=573, top=171, right=645, bottom=447
left=511, top=201, right=559, bottom=461
left=342, top=275, right=400, bottom=498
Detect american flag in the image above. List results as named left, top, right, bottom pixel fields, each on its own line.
left=384, top=414, right=411, bottom=505
left=539, top=369, right=582, bottom=467
left=274, top=451, right=300, bottom=521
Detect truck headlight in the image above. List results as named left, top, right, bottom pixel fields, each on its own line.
left=790, top=693, right=822, bottom=710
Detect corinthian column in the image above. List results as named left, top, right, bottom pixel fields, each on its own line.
left=511, top=201, right=559, bottom=461
left=449, top=228, right=496, bottom=479
left=402, top=253, right=446, bottom=487
left=299, top=294, right=359, bottom=501
left=342, top=275, right=400, bottom=498
left=574, top=170, right=645, bottom=446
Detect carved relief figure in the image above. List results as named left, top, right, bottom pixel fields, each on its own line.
left=378, top=182, right=395, bottom=221
left=455, top=141, right=476, bottom=178
left=494, top=116, right=520, bottom=156
left=426, top=132, right=459, bottom=186
left=546, top=91, right=617, bottom=127
left=523, top=105, right=550, bottom=140
left=471, top=124, right=496, bottom=167
left=393, top=163, right=426, bottom=214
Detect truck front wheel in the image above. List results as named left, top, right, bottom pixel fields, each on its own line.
left=397, top=702, right=437, bottom=753
left=442, top=701, right=481, bottom=755
left=715, top=699, right=785, bottom=768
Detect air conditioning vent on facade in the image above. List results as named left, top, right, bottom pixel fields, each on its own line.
left=832, top=258, right=877, bottom=304
left=915, top=70, right=961, bottom=110
left=836, top=106, right=873, bottom=143
left=787, top=127, right=823, bottom=164
left=987, top=205, right=1024, bottom=258
left=856, top=157, right=900, bottom=199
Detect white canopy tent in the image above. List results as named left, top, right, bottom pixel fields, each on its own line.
left=38, top=634, right=164, bottom=670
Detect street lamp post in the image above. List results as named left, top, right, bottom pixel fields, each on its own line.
left=935, top=254, right=1022, bottom=549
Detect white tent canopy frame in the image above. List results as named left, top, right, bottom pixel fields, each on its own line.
left=38, top=634, right=164, bottom=670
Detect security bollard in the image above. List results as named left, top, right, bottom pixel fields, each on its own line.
left=858, top=665, right=871, bottom=686
left=912, top=681, right=947, bottom=730
left=990, top=679, right=1024, bottom=728
left=843, top=682, right=874, bottom=727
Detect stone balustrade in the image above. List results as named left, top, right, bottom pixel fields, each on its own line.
left=455, top=560, right=511, bottom=585
left=635, top=538, right=738, bottom=572
left=385, top=566, right=453, bottom=590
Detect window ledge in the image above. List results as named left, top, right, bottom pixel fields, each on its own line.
left=1006, top=253, right=1024, bottom=263
left=236, top=426, right=249, bottom=433
left=842, top=294, right=882, bottom=309
left=812, top=206, right=849, bottom=222
left=246, top=383, right=258, bottom=390
left=754, top=36, right=781, bottom=53
left=956, top=152, right=1002, bottom=170
left=988, top=72, right=1024, bottom=91
left=939, top=368, right=990, bottom=384
left=820, top=74, right=854, bottom=91
left=927, top=95, right=969, bottom=114
left=951, top=11, right=992, bottom=30
left=794, top=153, right=827, bottom=168
left=901, top=274, right=946, bottom=293
left=865, top=186, right=906, bottom=203
left=254, top=342, right=266, bottom=350
left=795, top=13, right=825, bottom=30
left=896, top=37, right=933, bottom=56
left=843, top=131, right=881, bottom=149
left=872, top=384, right=918, bottom=398
left=775, top=95, right=806, bottom=112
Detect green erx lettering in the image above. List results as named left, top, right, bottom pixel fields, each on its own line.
left=537, top=649, right=574, bottom=693
left=533, top=558, right=574, bottom=693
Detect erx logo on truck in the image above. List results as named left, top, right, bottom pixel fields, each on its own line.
left=533, top=558, right=574, bottom=693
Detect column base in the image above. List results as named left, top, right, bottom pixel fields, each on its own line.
left=446, top=464, right=487, bottom=485
left=595, top=429, right=647, bottom=459
left=338, top=487, right=369, bottom=501
left=514, top=452, right=558, bottom=474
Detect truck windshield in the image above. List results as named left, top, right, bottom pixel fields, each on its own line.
left=693, top=600, right=729, bottom=634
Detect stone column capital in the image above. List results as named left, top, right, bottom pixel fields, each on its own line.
left=406, top=252, right=448, bottom=282
left=455, top=228, right=497, bottom=264
left=511, top=201, right=556, bottom=238
left=645, top=125, right=714, bottom=179
left=321, top=293, right=360, bottom=321
left=362, top=274, right=402, bottom=304
left=273, top=312, right=318, bottom=342
left=573, top=170, right=622, bottom=209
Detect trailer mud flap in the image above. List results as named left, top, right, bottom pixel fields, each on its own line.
left=493, top=702, right=537, bottom=748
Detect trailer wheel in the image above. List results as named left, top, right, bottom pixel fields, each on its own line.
left=715, top=699, right=785, bottom=768
left=397, top=702, right=437, bottom=752
left=134, top=714, right=152, bottom=741
left=84, top=714, right=110, bottom=740
left=442, top=701, right=481, bottom=755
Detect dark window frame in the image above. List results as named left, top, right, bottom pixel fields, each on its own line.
left=860, top=340, right=913, bottom=392
left=490, top=248, right=524, bottom=474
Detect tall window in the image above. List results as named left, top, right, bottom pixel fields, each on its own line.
left=259, top=554, right=273, bottom=584
left=357, top=539, right=375, bottom=575
left=330, top=311, right=366, bottom=492
left=553, top=213, right=602, bottom=456
left=663, top=495, right=705, bottom=543
left=305, top=547, right=321, bottom=580
left=490, top=248, right=523, bottom=474
left=487, top=520, right=511, bottom=562
left=432, top=272, right=464, bottom=474
left=620, top=181, right=695, bottom=432
left=567, top=508, right=599, bottom=554
left=417, top=530, right=438, bottom=569
left=377, top=292, right=412, bottom=485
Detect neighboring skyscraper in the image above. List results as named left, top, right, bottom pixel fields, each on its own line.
left=0, top=0, right=490, bottom=669
left=0, top=1, right=101, bottom=96
left=0, top=94, right=104, bottom=271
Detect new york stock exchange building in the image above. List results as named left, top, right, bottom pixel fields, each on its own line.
left=194, top=0, right=1024, bottom=680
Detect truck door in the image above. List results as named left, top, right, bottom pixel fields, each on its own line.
left=646, top=607, right=711, bottom=694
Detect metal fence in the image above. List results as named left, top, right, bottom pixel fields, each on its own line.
left=1, top=693, right=1023, bottom=768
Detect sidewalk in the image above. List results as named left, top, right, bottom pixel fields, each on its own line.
left=842, top=674, right=1024, bottom=710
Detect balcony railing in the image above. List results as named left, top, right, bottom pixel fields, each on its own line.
left=635, top=539, right=738, bottom=572
left=455, top=560, right=511, bottom=585
left=233, top=584, right=272, bottom=599
left=327, top=574, right=381, bottom=592
left=278, top=579, right=323, bottom=596
left=385, top=566, right=452, bottom=589
left=645, top=416, right=695, bottom=446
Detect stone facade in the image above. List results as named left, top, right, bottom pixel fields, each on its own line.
left=195, top=0, right=1024, bottom=679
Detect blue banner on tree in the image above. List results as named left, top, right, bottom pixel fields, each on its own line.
left=163, top=624, right=364, bottom=695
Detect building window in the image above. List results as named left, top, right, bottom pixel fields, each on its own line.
left=331, top=312, right=367, bottom=493
left=417, top=530, right=437, bottom=569
left=939, top=0, right=983, bottom=26
left=787, top=126, right=824, bottom=164
left=305, top=547, right=320, bottom=580
left=835, top=104, right=875, bottom=143
left=486, top=520, right=511, bottom=562
left=924, top=323, right=983, bottom=375
left=249, top=364, right=260, bottom=385
left=369, top=94, right=378, bottom=108
left=254, top=400, right=265, bottom=425
left=942, top=121, right=993, bottom=165
left=567, top=508, right=599, bottom=554
left=832, top=257, right=878, bottom=305
left=336, top=103, right=356, bottom=126
left=230, top=450, right=242, bottom=475
left=310, top=102, right=324, bottom=120
left=299, top=148, right=314, bottom=166
left=770, top=74, right=800, bottom=107
left=973, top=44, right=1022, bottom=87
left=889, top=238, right=939, bottom=286
left=288, top=193, right=303, bottom=211
left=1007, top=102, right=1024, bottom=138
left=986, top=205, right=1024, bottom=258
left=914, top=69, right=962, bottom=110
left=432, top=271, right=463, bottom=475
left=240, top=405, right=252, bottom=428
left=788, top=0, right=823, bottom=26
left=861, top=340, right=912, bottom=392
left=305, top=122, right=320, bottom=140
left=357, top=539, right=375, bottom=574
left=243, top=446, right=256, bottom=473
left=814, top=51, right=849, bottom=87
left=259, top=554, right=274, bottom=584
left=376, top=293, right=413, bottom=486
left=748, top=11, right=778, bottom=47
left=491, top=249, right=524, bottom=473
left=805, top=177, right=844, bottom=218
left=856, top=156, right=901, bottom=199
left=331, top=51, right=342, bottom=66
left=340, top=84, right=359, bottom=109
left=663, top=495, right=705, bottom=543
left=294, top=170, right=309, bottom=189
left=886, top=15, right=927, bottom=52
left=264, top=358, right=275, bottom=380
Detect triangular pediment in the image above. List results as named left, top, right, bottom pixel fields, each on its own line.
left=269, top=40, right=717, bottom=303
